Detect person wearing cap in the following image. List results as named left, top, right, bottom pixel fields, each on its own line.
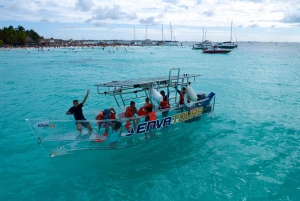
left=66, top=89, right=93, bottom=137
left=95, top=108, right=116, bottom=136
left=160, top=90, right=170, bottom=117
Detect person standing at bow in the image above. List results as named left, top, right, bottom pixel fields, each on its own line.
left=66, top=89, right=93, bottom=137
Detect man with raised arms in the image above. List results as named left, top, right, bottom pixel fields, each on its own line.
left=66, top=89, right=93, bottom=137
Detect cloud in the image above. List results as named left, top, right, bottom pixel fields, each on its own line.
left=87, top=5, right=137, bottom=22
left=270, top=25, right=276, bottom=28
left=139, top=17, right=158, bottom=25
left=76, top=0, right=94, bottom=12
left=162, top=0, right=178, bottom=5
left=126, top=13, right=138, bottom=20
left=94, top=22, right=106, bottom=27
left=238, top=24, right=243, bottom=28
left=196, top=0, right=202, bottom=5
left=40, top=18, right=50, bottom=23
left=281, top=12, right=300, bottom=23
left=202, top=10, right=214, bottom=17
left=249, top=23, right=258, bottom=28
left=93, top=5, right=121, bottom=20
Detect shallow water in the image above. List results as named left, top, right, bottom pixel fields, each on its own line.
left=1, top=43, right=300, bottom=200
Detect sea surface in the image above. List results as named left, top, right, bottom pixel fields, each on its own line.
left=0, top=42, right=300, bottom=201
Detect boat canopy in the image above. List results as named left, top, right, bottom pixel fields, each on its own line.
left=94, top=68, right=201, bottom=107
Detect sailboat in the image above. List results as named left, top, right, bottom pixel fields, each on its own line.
left=192, top=28, right=212, bottom=50
left=217, top=21, right=238, bottom=49
left=163, top=22, right=178, bottom=46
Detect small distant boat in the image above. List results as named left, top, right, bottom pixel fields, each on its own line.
left=192, top=29, right=211, bottom=50
left=216, top=21, right=238, bottom=49
left=163, top=41, right=178, bottom=46
left=202, top=46, right=231, bottom=54
left=192, top=40, right=211, bottom=50
left=216, top=41, right=237, bottom=49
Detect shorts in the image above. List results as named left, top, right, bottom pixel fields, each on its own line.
left=75, top=121, right=90, bottom=127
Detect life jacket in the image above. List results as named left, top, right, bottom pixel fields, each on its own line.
left=96, top=111, right=116, bottom=125
left=138, top=104, right=153, bottom=116
left=179, top=92, right=187, bottom=105
left=125, top=106, right=134, bottom=118
left=125, top=121, right=131, bottom=130
left=138, top=107, right=146, bottom=116
left=148, top=111, right=156, bottom=121
left=143, top=103, right=152, bottom=109
left=160, top=99, right=169, bottom=109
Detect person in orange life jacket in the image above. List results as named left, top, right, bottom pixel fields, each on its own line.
left=125, top=101, right=139, bottom=130
left=175, top=86, right=188, bottom=112
left=144, top=106, right=156, bottom=139
left=175, top=86, right=187, bottom=105
left=138, top=98, right=153, bottom=116
left=160, top=90, right=170, bottom=117
left=66, top=89, right=93, bottom=138
left=95, top=108, right=116, bottom=136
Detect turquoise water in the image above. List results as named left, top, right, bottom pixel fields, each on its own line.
left=1, top=43, right=300, bottom=200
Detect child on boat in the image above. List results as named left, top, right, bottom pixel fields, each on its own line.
left=109, top=121, right=122, bottom=148
left=144, top=106, right=156, bottom=139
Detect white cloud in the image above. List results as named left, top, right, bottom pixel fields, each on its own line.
left=162, top=0, right=178, bottom=5
left=0, top=0, right=300, bottom=41
left=281, top=11, right=300, bottom=23
left=202, top=10, right=214, bottom=17
left=76, top=0, right=94, bottom=12
left=249, top=23, right=258, bottom=28
left=139, top=17, right=157, bottom=25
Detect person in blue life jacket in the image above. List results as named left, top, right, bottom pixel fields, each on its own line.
left=66, top=89, right=93, bottom=138
left=95, top=108, right=116, bottom=137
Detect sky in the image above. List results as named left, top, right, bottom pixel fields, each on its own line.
left=0, top=0, right=300, bottom=42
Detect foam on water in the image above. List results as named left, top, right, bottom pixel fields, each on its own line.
left=1, top=43, right=300, bottom=200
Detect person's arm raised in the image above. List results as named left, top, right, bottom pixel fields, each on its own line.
left=81, top=89, right=90, bottom=105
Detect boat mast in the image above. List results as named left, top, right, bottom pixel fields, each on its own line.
left=230, top=20, right=233, bottom=42
left=170, top=22, right=172, bottom=41
left=233, top=22, right=238, bottom=43
left=202, top=28, right=204, bottom=42
left=146, top=25, right=148, bottom=40
left=134, top=26, right=136, bottom=41
left=162, top=24, right=164, bottom=41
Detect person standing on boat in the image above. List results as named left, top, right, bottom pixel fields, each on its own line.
left=160, top=90, right=170, bottom=117
left=174, top=86, right=187, bottom=105
left=125, top=101, right=138, bottom=130
left=175, top=86, right=187, bottom=112
left=66, top=89, right=93, bottom=136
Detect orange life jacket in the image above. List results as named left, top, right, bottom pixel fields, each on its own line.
left=143, top=103, right=152, bottom=109
left=160, top=99, right=169, bottom=109
left=125, top=121, right=131, bottom=130
left=96, top=111, right=116, bottom=125
left=138, top=107, right=146, bottom=116
left=179, top=92, right=186, bottom=104
left=125, top=106, right=134, bottom=118
left=148, top=111, right=156, bottom=121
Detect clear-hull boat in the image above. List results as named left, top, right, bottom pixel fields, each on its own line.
left=26, top=68, right=216, bottom=157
